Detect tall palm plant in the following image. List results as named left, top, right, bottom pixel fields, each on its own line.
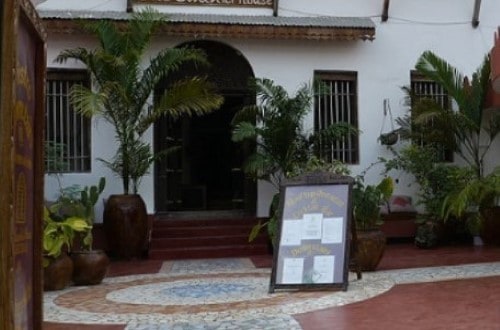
left=232, top=78, right=355, bottom=190
left=232, top=78, right=357, bottom=244
left=55, top=8, right=223, bottom=194
left=399, top=51, right=500, bottom=178
left=397, top=51, right=500, bottom=238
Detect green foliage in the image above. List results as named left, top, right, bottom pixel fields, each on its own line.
left=233, top=79, right=357, bottom=245
left=232, top=78, right=357, bottom=190
left=352, top=176, right=394, bottom=230
left=51, top=178, right=106, bottom=250
left=398, top=51, right=500, bottom=179
left=55, top=8, right=223, bottom=194
left=43, top=207, right=90, bottom=267
left=382, top=144, right=460, bottom=222
left=44, top=141, right=69, bottom=172
left=394, top=50, right=500, bottom=238
left=442, top=167, right=500, bottom=234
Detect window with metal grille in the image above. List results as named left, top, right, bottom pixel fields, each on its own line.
left=410, top=71, right=453, bottom=162
left=314, top=71, right=359, bottom=164
left=45, top=69, right=91, bottom=173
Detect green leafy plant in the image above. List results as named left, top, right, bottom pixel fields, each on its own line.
left=382, top=144, right=460, bottom=222
left=442, top=167, right=500, bottom=236
left=397, top=51, right=500, bottom=179
left=50, top=177, right=106, bottom=251
left=232, top=78, right=356, bottom=190
left=352, top=176, right=394, bottom=231
left=233, top=78, right=357, bottom=245
left=395, top=51, right=500, bottom=238
left=43, top=207, right=90, bottom=267
left=55, top=8, right=223, bottom=194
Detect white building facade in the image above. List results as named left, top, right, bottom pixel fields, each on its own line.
left=38, top=0, right=500, bottom=220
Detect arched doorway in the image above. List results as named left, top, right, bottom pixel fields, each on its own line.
left=154, top=40, right=256, bottom=214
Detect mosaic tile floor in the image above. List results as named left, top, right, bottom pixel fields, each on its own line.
left=44, top=258, right=500, bottom=330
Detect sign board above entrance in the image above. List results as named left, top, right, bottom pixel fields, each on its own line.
left=134, top=0, right=273, bottom=8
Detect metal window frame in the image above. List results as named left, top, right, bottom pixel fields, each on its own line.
left=45, top=68, right=91, bottom=173
left=314, top=70, right=359, bottom=164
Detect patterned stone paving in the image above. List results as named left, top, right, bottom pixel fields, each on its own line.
left=43, top=258, right=500, bottom=330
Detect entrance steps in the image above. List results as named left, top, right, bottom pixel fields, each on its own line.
left=148, top=215, right=271, bottom=260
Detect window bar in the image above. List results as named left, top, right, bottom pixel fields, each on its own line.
left=345, top=81, right=352, bottom=164
left=340, top=81, right=347, bottom=163
left=65, top=80, right=72, bottom=172
left=57, top=81, right=64, bottom=171
left=79, top=104, right=84, bottom=172
left=327, top=81, right=334, bottom=162
left=333, top=81, right=340, bottom=162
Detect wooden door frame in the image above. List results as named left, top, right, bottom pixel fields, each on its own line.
left=1, top=0, right=46, bottom=328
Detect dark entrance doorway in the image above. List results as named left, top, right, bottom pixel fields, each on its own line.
left=154, top=40, right=256, bottom=214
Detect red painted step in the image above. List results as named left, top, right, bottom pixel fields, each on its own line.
left=148, top=215, right=271, bottom=260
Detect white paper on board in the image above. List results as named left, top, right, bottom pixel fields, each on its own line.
left=281, top=219, right=302, bottom=246
left=302, top=213, right=323, bottom=240
left=321, top=217, right=344, bottom=244
left=281, top=258, right=304, bottom=284
left=313, top=255, right=335, bottom=283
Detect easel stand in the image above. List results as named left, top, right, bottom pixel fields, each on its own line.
left=349, top=215, right=362, bottom=280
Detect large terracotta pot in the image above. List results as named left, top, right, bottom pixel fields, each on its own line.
left=71, top=250, right=110, bottom=285
left=103, top=194, right=148, bottom=260
left=43, top=253, right=73, bottom=291
left=354, top=229, right=386, bottom=271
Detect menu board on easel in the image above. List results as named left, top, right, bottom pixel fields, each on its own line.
left=269, top=172, right=354, bottom=293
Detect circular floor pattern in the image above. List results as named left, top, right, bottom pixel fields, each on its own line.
left=107, top=277, right=270, bottom=305
left=44, top=261, right=500, bottom=329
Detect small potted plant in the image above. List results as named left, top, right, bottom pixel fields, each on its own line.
left=352, top=176, right=393, bottom=271
left=64, top=178, right=110, bottom=285
left=43, top=206, right=90, bottom=291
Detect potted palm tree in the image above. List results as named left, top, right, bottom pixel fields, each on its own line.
left=397, top=51, right=500, bottom=244
left=232, top=78, right=357, bottom=246
left=58, top=178, right=110, bottom=285
left=55, top=8, right=223, bottom=259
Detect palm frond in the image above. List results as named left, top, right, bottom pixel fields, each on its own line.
left=135, top=47, right=210, bottom=108
left=415, top=51, right=466, bottom=108
left=137, top=77, right=223, bottom=134
left=68, top=84, right=105, bottom=118
left=231, top=122, right=258, bottom=142
left=231, top=105, right=259, bottom=125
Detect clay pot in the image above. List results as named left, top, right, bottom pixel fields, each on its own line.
left=353, top=229, right=386, bottom=271
left=43, top=253, right=73, bottom=291
left=103, top=194, right=148, bottom=260
left=71, top=250, right=110, bottom=285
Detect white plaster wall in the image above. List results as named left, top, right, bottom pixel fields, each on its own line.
left=40, top=0, right=500, bottom=218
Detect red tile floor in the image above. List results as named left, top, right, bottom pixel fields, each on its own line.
left=43, top=243, right=500, bottom=330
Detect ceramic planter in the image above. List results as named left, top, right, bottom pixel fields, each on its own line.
left=71, top=250, right=110, bottom=285
left=103, top=194, right=148, bottom=260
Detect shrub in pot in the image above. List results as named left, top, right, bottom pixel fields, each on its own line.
left=56, top=178, right=110, bottom=285
left=352, top=176, right=393, bottom=271
left=43, top=207, right=90, bottom=291
left=232, top=78, right=357, bottom=248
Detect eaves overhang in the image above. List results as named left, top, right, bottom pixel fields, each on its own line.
left=38, top=10, right=376, bottom=41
